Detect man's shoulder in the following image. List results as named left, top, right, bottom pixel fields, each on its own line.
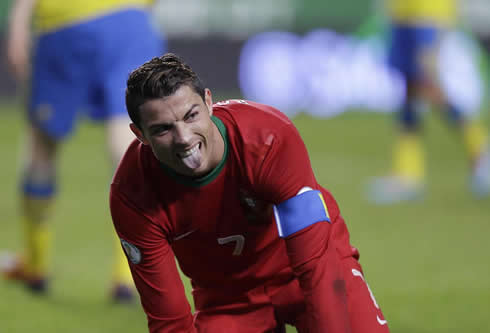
left=213, top=100, right=300, bottom=182
left=214, top=99, right=294, bottom=145
left=213, top=99, right=292, bottom=126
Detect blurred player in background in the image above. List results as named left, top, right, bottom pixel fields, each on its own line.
left=111, top=53, right=390, bottom=332
left=2, top=0, right=165, bottom=301
left=368, top=0, right=490, bottom=204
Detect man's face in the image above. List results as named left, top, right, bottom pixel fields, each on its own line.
left=131, top=85, right=223, bottom=178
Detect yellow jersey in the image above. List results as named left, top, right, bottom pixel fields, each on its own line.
left=385, top=0, right=456, bottom=27
left=34, top=0, right=152, bottom=33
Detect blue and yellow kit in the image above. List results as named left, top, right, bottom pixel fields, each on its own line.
left=29, top=0, right=164, bottom=139
left=34, top=0, right=153, bottom=33
left=385, top=0, right=456, bottom=27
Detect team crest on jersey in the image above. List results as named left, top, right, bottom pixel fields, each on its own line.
left=238, top=188, right=272, bottom=224
left=120, top=239, right=142, bottom=264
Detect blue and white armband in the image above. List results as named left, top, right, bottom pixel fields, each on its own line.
left=273, top=188, right=331, bottom=238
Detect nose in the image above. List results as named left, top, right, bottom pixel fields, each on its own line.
left=173, top=122, right=192, bottom=146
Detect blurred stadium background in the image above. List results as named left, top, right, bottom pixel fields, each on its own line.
left=1, top=0, right=489, bottom=332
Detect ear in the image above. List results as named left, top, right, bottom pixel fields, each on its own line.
left=129, top=123, right=149, bottom=145
left=204, top=88, right=213, bottom=116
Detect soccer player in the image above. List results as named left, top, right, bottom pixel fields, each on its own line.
left=368, top=0, right=490, bottom=204
left=110, top=53, right=390, bottom=332
left=2, top=0, right=164, bottom=301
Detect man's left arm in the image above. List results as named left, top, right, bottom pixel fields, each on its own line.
left=277, top=204, right=352, bottom=333
left=256, top=123, right=352, bottom=332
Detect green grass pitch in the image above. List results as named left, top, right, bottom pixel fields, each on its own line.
left=0, top=101, right=489, bottom=332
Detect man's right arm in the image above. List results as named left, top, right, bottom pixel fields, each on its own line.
left=110, top=187, right=196, bottom=333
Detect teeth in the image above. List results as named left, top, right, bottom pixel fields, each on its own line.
left=178, top=145, right=199, bottom=158
left=178, top=143, right=202, bottom=170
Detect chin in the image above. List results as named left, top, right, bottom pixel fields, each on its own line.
left=190, top=164, right=211, bottom=178
left=191, top=168, right=206, bottom=178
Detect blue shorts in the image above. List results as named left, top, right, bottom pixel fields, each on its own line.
left=29, top=9, right=165, bottom=139
left=387, top=23, right=439, bottom=81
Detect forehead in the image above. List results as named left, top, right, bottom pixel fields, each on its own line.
left=139, top=85, right=203, bottom=124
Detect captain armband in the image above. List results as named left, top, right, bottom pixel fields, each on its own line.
left=273, top=189, right=330, bottom=238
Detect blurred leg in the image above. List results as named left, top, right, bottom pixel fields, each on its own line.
left=368, top=82, right=426, bottom=204
left=393, top=82, right=426, bottom=185
left=430, top=63, right=490, bottom=197
left=367, top=24, right=433, bottom=204
left=440, top=103, right=490, bottom=196
left=18, top=125, right=59, bottom=292
left=8, top=27, right=78, bottom=292
left=106, top=115, right=134, bottom=166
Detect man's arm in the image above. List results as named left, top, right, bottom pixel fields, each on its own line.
left=272, top=187, right=352, bottom=332
left=110, top=187, right=196, bottom=333
left=256, top=122, right=353, bottom=332
left=6, top=0, right=36, bottom=82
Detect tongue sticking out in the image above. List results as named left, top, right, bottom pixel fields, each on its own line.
left=181, top=147, right=202, bottom=170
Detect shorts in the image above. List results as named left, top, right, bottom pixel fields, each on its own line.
left=192, top=256, right=389, bottom=333
left=29, top=8, right=165, bottom=140
left=388, top=23, right=440, bottom=81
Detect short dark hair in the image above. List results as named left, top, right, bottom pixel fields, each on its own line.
left=125, top=53, right=206, bottom=129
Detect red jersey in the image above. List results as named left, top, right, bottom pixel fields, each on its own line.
left=110, top=100, right=360, bottom=332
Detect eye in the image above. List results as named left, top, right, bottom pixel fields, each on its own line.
left=151, top=125, right=171, bottom=136
left=186, top=110, right=199, bottom=121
